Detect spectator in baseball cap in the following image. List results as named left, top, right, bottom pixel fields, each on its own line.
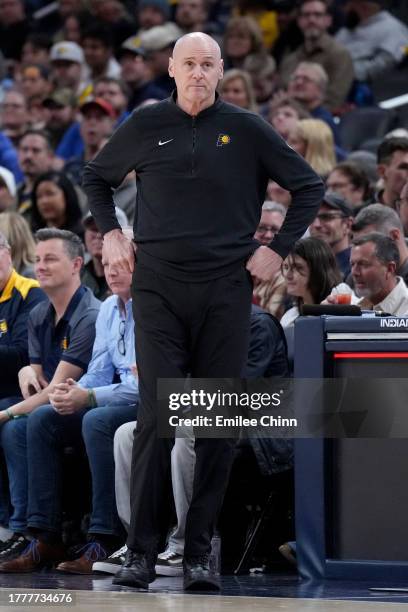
left=140, top=22, right=183, bottom=94
left=50, top=41, right=86, bottom=95
left=64, top=97, right=116, bottom=185
left=43, top=89, right=79, bottom=152
left=118, top=35, right=167, bottom=109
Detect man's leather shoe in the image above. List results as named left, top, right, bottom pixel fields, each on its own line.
left=112, top=549, right=156, bottom=589
left=0, top=539, right=66, bottom=573
left=56, top=542, right=109, bottom=574
left=183, top=554, right=221, bottom=591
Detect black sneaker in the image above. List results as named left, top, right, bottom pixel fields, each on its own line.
left=113, top=549, right=156, bottom=589
left=0, top=534, right=31, bottom=562
left=183, top=554, right=220, bottom=591
left=93, top=544, right=127, bottom=575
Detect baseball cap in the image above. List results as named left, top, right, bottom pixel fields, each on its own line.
left=322, top=192, right=353, bottom=217
left=83, top=206, right=128, bottom=230
left=79, top=97, right=116, bottom=118
left=43, top=88, right=78, bottom=109
left=140, top=23, right=182, bottom=52
left=118, top=35, right=146, bottom=59
left=50, top=41, right=84, bottom=64
left=0, top=166, right=17, bottom=198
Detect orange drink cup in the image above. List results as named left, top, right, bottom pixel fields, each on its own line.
left=335, top=293, right=352, bottom=305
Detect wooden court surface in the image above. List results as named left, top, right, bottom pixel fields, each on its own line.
left=2, top=590, right=408, bottom=612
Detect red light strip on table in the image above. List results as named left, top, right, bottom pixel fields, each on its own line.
left=334, top=352, right=408, bottom=359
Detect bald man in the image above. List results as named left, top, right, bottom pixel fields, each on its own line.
left=83, top=33, right=323, bottom=591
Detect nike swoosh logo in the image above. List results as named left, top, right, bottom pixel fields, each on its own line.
left=158, top=139, right=174, bottom=146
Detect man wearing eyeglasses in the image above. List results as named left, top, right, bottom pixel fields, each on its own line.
left=0, top=248, right=138, bottom=575
left=253, top=201, right=287, bottom=317
left=309, top=192, right=353, bottom=278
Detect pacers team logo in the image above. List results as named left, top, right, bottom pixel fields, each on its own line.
left=0, top=320, right=7, bottom=337
left=61, top=337, right=69, bottom=350
left=216, top=134, right=231, bottom=147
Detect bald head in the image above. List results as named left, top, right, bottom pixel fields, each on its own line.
left=172, top=32, right=221, bottom=61
left=169, top=31, right=223, bottom=116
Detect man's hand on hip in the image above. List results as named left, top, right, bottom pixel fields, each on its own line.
left=246, top=246, right=283, bottom=282
left=103, top=228, right=136, bottom=275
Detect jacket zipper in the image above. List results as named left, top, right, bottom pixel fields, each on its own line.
left=192, top=117, right=196, bottom=176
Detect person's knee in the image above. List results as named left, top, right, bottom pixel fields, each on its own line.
left=82, top=404, right=119, bottom=445
left=27, top=404, right=60, bottom=440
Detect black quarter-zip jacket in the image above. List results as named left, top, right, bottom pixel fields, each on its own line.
left=83, top=92, right=324, bottom=281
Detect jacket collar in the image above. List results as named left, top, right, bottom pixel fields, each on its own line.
left=169, top=89, right=223, bottom=119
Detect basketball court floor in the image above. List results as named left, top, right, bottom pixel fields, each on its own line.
left=1, top=571, right=408, bottom=611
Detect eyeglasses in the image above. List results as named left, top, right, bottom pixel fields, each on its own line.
left=281, top=262, right=308, bottom=277
left=118, top=320, right=126, bottom=356
left=315, top=212, right=347, bottom=223
left=256, top=224, right=280, bottom=235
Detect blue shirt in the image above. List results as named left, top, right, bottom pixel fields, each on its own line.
left=78, top=294, right=138, bottom=406
left=28, top=286, right=100, bottom=382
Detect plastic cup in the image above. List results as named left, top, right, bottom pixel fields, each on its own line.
left=335, top=293, right=352, bottom=305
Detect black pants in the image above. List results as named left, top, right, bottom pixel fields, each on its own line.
left=127, top=263, right=252, bottom=558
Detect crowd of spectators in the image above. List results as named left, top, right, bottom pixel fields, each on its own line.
left=1, top=0, right=408, bottom=578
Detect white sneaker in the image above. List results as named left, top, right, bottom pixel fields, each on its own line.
left=92, top=544, right=127, bottom=575
left=155, top=549, right=183, bottom=577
